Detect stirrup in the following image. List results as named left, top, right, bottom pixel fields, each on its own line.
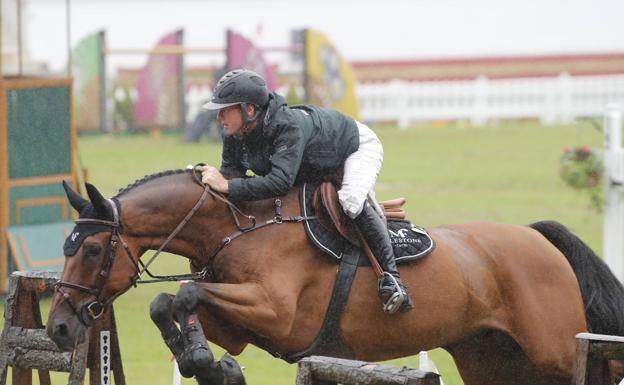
left=378, top=272, right=408, bottom=314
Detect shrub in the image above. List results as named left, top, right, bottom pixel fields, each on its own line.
left=559, top=145, right=604, bottom=212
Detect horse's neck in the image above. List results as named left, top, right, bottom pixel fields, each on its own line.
left=117, top=181, right=219, bottom=258
left=121, top=181, right=327, bottom=293
left=117, top=179, right=288, bottom=261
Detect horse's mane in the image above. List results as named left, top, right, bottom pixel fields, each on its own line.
left=114, top=169, right=190, bottom=198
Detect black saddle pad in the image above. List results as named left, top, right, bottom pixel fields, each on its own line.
left=299, top=182, right=435, bottom=266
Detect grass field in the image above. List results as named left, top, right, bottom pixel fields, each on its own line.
left=3, top=120, right=605, bottom=384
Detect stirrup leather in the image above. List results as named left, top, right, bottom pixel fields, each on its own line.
left=378, top=272, right=408, bottom=314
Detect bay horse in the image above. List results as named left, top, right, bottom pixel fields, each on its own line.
left=47, top=169, right=624, bottom=385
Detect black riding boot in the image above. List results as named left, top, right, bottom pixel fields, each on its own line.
left=354, top=202, right=414, bottom=314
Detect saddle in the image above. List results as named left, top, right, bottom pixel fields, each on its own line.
left=300, top=181, right=434, bottom=265
left=311, top=181, right=407, bottom=247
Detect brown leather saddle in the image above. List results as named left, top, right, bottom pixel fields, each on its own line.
left=311, top=181, right=407, bottom=248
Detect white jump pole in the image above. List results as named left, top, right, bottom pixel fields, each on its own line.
left=172, top=356, right=182, bottom=385
left=418, top=351, right=445, bottom=385
left=603, top=103, right=624, bottom=283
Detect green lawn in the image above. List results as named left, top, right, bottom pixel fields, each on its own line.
left=3, top=121, right=605, bottom=384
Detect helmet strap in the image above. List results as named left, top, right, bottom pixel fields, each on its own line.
left=240, top=102, right=263, bottom=124
left=238, top=103, right=266, bottom=136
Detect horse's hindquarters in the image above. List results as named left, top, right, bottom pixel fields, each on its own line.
left=442, top=223, right=586, bottom=383
left=339, top=222, right=586, bottom=383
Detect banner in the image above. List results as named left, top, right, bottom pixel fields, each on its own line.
left=226, top=30, right=278, bottom=91
left=304, top=29, right=360, bottom=119
left=134, top=29, right=184, bottom=129
left=72, top=31, right=104, bottom=132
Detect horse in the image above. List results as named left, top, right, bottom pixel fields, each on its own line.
left=46, top=169, right=624, bottom=385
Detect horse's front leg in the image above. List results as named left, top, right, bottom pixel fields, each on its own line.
left=171, top=283, right=248, bottom=385
left=149, top=294, right=192, bottom=375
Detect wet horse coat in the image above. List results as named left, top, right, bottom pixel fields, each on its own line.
left=47, top=170, right=624, bottom=385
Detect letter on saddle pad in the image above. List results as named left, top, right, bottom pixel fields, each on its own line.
left=302, top=182, right=435, bottom=264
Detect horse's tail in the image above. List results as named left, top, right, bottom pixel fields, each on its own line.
left=529, top=220, right=624, bottom=335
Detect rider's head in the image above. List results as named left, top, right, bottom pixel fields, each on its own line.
left=202, top=69, right=269, bottom=136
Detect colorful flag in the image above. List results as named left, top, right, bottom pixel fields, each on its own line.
left=304, top=29, right=360, bottom=120
left=226, top=30, right=278, bottom=91
left=72, top=30, right=104, bottom=131
left=134, top=29, right=184, bottom=128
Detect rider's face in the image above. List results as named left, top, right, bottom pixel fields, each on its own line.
left=218, top=104, right=256, bottom=136
left=218, top=105, right=244, bottom=136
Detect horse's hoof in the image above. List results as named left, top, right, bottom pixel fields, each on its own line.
left=176, top=356, right=196, bottom=378
left=177, top=343, right=214, bottom=378
left=220, top=354, right=246, bottom=385
left=190, top=345, right=214, bottom=368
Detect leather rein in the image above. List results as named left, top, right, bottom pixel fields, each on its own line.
left=54, top=169, right=315, bottom=325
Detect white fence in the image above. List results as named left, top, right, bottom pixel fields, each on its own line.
left=357, top=74, right=624, bottom=128
left=603, top=104, right=624, bottom=283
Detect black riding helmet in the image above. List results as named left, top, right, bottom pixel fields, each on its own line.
left=202, top=69, right=270, bottom=124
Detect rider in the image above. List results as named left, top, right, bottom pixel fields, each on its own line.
left=200, top=69, right=413, bottom=314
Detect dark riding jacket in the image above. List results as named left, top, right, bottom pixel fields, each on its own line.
left=221, top=93, right=360, bottom=202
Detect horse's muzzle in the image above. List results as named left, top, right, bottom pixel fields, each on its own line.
left=47, top=302, right=88, bottom=352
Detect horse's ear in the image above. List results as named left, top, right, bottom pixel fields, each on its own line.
left=85, top=183, right=109, bottom=216
left=62, top=180, right=90, bottom=213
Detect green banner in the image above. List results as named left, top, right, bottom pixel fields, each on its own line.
left=72, top=31, right=104, bottom=131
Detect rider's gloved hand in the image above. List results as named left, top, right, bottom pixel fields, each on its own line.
left=200, top=165, right=229, bottom=193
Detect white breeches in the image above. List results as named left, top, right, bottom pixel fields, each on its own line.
left=338, top=121, right=383, bottom=219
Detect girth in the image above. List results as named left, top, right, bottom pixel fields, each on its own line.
left=283, top=244, right=360, bottom=362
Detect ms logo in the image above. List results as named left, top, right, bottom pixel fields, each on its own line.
left=389, top=228, right=410, bottom=238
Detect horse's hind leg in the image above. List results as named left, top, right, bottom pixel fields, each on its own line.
left=171, top=283, right=245, bottom=385
left=447, top=330, right=570, bottom=385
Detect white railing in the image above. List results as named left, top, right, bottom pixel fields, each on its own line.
left=603, top=103, right=624, bottom=283
left=357, top=74, right=624, bottom=128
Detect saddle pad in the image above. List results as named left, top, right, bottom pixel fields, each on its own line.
left=299, top=182, right=435, bottom=265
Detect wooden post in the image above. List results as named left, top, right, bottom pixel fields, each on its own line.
left=0, top=271, right=125, bottom=385
left=295, top=356, right=441, bottom=385
left=572, top=332, right=624, bottom=385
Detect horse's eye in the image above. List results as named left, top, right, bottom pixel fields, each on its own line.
left=83, top=244, right=102, bottom=258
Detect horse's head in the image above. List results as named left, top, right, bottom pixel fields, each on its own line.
left=47, top=181, right=139, bottom=351
left=47, top=169, right=263, bottom=351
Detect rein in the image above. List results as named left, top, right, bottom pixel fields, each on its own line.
left=55, top=168, right=316, bottom=324
left=200, top=197, right=316, bottom=269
